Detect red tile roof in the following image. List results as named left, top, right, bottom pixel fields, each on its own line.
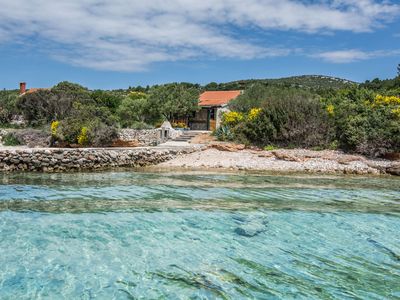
left=25, top=88, right=49, bottom=94
left=199, top=90, right=241, bottom=107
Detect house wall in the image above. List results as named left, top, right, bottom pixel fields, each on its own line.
left=190, top=108, right=208, bottom=130
left=216, top=105, right=230, bottom=128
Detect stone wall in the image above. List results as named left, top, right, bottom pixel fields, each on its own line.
left=0, top=147, right=199, bottom=172
left=0, top=129, right=7, bottom=146
left=117, top=129, right=162, bottom=146
left=0, top=129, right=49, bottom=147
left=116, top=128, right=183, bottom=146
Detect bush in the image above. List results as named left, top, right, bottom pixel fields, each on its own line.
left=91, top=90, right=123, bottom=113
left=264, top=145, right=277, bottom=151
left=91, top=125, right=118, bottom=147
left=2, top=133, right=21, bottom=146
left=214, top=125, right=234, bottom=141
left=117, top=94, right=152, bottom=127
left=332, top=89, right=400, bottom=156
left=230, top=96, right=334, bottom=148
left=0, top=91, right=19, bottom=124
left=16, top=82, right=92, bottom=126
left=57, top=102, right=118, bottom=147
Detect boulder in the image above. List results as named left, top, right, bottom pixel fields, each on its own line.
left=211, top=143, right=245, bottom=152
left=337, top=155, right=365, bottom=165
left=387, top=164, right=400, bottom=176
left=272, top=151, right=303, bottom=162
left=383, top=152, right=400, bottom=161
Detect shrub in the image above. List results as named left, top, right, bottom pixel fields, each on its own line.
left=332, top=88, right=400, bottom=156
left=51, top=121, right=59, bottom=137
left=172, top=122, right=187, bottom=129
left=91, top=90, right=123, bottom=113
left=16, top=82, right=92, bottom=126
left=248, top=108, right=262, bottom=120
left=91, top=125, right=118, bottom=147
left=77, top=127, right=89, bottom=146
left=221, top=111, right=244, bottom=126
left=230, top=96, right=334, bottom=148
left=264, top=145, right=277, bottom=151
left=0, top=91, right=19, bottom=124
left=117, top=93, right=161, bottom=128
left=2, top=133, right=21, bottom=146
left=214, top=125, right=234, bottom=141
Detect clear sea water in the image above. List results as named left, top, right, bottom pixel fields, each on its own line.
left=0, top=171, right=399, bottom=299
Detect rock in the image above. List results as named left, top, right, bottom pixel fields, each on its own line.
left=337, top=155, right=365, bottom=165
left=387, top=164, right=400, bottom=176
left=272, top=151, right=303, bottom=162
left=258, top=151, right=274, bottom=158
left=234, top=223, right=266, bottom=237
left=210, top=143, right=246, bottom=152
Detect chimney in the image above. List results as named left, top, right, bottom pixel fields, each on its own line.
left=20, top=82, right=26, bottom=95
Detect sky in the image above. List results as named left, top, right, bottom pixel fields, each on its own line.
left=0, top=0, right=399, bottom=90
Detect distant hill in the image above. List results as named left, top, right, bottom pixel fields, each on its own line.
left=205, top=75, right=358, bottom=91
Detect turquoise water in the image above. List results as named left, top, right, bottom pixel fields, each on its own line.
left=0, top=171, right=399, bottom=299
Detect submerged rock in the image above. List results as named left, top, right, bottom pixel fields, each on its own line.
left=234, top=219, right=267, bottom=237
left=234, top=224, right=265, bottom=237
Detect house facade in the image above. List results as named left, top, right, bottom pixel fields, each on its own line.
left=189, top=90, right=241, bottom=130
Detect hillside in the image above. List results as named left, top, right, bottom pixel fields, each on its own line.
left=205, top=75, right=358, bottom=91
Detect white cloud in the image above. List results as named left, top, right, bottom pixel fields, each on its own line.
left=0, top=0, right=398, bottom=71
left=314, top=49, right=400, bottom=63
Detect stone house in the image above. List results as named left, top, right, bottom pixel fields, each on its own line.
left=189, top=90, right=242, bottom=130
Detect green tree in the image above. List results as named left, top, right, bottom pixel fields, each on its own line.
left=147, top=83, right=200, bottom=122
left=91, top=90, right=123, bottom=113
left=0, top=90, right=19, bottom=124
left=117, top=92, right=156, bottom=128
left=16, top=81, right=92, bottom=126
left=331, top=88, right=400, bottom=156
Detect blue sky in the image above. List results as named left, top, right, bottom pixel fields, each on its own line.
left=0, top=0, right=399, bottom=90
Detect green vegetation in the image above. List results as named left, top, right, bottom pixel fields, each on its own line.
left=0, top=82, right=200, bottom=147
left=205, top=75, right=356, bottom=92
left=0, top=90, right=19, bottom=125
left=0, top=69, right=399, bottom=154
left=1, top=132, right=21, bottom=146
left=218, top=68, right=400, bottom=157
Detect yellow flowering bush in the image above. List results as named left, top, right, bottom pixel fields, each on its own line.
left=222, top=111, right=244, bottom=126
left=51, top=121, right=59, bottom=137
left=172, top=121, right=187, bottom=129
left=248, top=108, right=262, bottom=120
left=392, top=107, right=400, bottom=118
left=373, top=95, right=400, bottom=106
left=372, top=95, right=400, bottom=119
left=326, top=104, right=335, bottom=116
left=77, top=127, right=89, bottom=146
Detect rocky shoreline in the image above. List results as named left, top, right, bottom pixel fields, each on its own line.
left=0, top=147, right=199, bottom=172
left=1, top=144, right=399, bottom=176
left=155, top=147, right=400, bottom=176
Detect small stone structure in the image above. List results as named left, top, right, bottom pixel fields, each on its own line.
left=116, top=124, right=183, bottom=146
left=0, top=147, right=199, bottom=172
left=117, top=129, right=163, bottom=146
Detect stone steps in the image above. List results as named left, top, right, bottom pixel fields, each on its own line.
left=171, top=131, right=202, bottom=142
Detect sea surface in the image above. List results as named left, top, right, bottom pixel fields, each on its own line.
left=0, top=171, right=399, bottom=299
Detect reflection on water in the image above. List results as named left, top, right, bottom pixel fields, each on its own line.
left=0, top=170, right=399, bottom=299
